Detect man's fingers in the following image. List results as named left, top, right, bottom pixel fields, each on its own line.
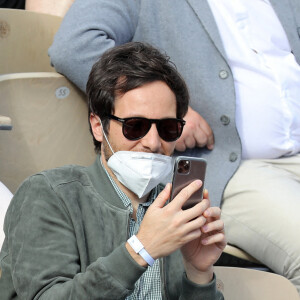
left=153, top=183, right=172, bottom=208
left=201, top=232, right=227, bottom=248
left=206, top=133, right=215, bottom=150
left=183, top=134, right=196, bottom=149
left=201, top=219, right=224, bottom=234
left=193, top=128, right=209, bottom=148
left=198, top=118, right=214, bottom=148
left=175, top=106, right=215, bottom=151
left=193, top=111, right=214, bottom=149
left=184, top=214, right=207, bottom=233
left=175, top=139, right=187, bottom=152
left=181, top=198, right=210, bottom=223
left=203, top=206, right=221, bottom=219
left=169, top=180, right=203, bottom=209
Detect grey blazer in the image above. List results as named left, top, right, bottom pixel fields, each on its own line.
left=49, top=0, right=300, bottom=206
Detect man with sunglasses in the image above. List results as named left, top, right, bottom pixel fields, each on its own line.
left=0, top=42, right=225, bottom=299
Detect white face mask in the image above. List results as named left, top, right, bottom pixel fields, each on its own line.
left=100, top=118, right=173, bottom=198
left=108, top=151, right=173, bottom=198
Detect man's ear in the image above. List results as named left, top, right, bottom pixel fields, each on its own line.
left=90, top=114, right=103, bottom=142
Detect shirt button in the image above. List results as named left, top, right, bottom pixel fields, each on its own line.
left=220, top=115, right=230, bottom=125
left=219, top=70, right=228, bottom=79
left=229, top=152, right=238, bottom=162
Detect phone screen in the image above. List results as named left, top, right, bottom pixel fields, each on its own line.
left=170, top=156, right=207, bottom=209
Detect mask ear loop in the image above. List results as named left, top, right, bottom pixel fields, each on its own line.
left=98, top=117, right=115, bottom=155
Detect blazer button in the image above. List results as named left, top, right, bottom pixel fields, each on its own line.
left=220, top=115, right=230, bottom=125
left=219, top=70, right=228, bottom=79
left=229, top=152, right=238, bottom=162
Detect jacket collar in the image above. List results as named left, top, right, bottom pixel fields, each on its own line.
left=269, top=0, right=300, bottom=64
left=186, top=0, right=227, bottom=59
left=86, top=155, right=127, bottom=210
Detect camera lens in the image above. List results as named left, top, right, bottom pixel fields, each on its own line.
left=184, top=161, right=190, bottom=170
left=178, top=160, right=190, bottom=174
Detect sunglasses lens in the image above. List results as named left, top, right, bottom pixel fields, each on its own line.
left=158, top=119, right=183, bottom=141
left=123, top=118, right=150, bottom=140
left=120, top=116, right=184, bottom=142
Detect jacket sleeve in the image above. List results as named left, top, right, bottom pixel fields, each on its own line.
left=180, top=273, right=224, bottom=300
left=2, top=174, right=145, bottom=299
left=48, top=0, right=140, bottom=92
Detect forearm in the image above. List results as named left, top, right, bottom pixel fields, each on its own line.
left=5, top=176, right=145, bottom=299
left=37, top=244, right=146, bottom=299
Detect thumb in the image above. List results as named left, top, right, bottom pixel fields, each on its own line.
left=153, top=183, right=172, bottom=208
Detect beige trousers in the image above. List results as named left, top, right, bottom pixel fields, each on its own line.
left=221, top=154, right=300, bottom=294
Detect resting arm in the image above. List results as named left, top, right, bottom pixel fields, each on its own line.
left=48, top=0, right=140, bottom=92
left=176, top=106, right=215, bottom=151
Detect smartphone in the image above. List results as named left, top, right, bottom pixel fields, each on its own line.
left=170, top=156, right=207, bottom=210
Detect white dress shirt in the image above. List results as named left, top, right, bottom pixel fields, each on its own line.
left=208, top=0, right=300, bottom=159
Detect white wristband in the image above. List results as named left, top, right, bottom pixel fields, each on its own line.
left=127, top=235, right=155, bottom=267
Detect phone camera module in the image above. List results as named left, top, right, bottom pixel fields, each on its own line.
left=178, top=160, right=190, bottom=174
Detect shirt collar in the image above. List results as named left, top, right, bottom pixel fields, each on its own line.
left=99, top=156, right=159, bottom=209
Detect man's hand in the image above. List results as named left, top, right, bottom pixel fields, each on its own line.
left=126, top=182, right=226, bottom=281
left=132, top=180, right=210, bottom=262
left=176, top=106, right=214, bottom=151
left=181, top=190, right=226, bottom=284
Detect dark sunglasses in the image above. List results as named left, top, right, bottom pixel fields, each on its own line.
left=108, top=115, right=186, bottom=142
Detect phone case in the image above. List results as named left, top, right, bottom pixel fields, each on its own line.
left=170, top=156, right=207, bottom=209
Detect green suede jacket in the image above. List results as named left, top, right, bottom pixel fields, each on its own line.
left=0, top=156, right=223, bottom=299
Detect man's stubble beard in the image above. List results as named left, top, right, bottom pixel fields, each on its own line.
left=102, top=135, right=114, bottom=162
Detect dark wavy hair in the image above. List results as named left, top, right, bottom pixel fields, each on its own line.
left=86, top=42, right=189, bottom=153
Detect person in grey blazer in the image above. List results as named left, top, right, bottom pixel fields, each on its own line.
left=48, top=0, right=300, bottom=293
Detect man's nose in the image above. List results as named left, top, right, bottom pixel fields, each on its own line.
left=140, top=123, right=162, bottom=152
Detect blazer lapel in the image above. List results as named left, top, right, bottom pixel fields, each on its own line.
left=270, top=0, right=300, bottom=63
left=186, top=0, right=228, bottom=60
left=187, top=0, right=300, bottom=64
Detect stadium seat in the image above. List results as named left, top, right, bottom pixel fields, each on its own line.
left=215, top=266, right=299, bottom=299
left=0, top=8, right=62, bottom=74
left=0, top=72, right=96, bottom=193
left=25, top=0, right=74, bottom=17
